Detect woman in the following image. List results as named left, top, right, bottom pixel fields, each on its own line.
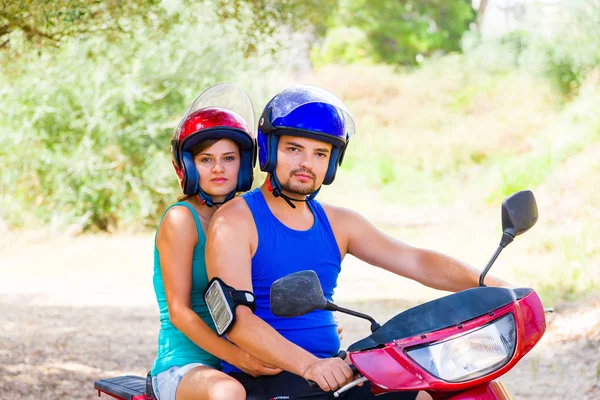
left=151, top=84, right=281, bottom=400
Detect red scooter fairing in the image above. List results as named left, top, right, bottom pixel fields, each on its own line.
left=349, top=290, right=545, bottom=396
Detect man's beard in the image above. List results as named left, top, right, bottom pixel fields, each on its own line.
left=280, top=169, right=318, bottom=195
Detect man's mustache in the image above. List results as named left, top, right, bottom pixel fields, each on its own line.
left=290, top=168, right=316, bottom=180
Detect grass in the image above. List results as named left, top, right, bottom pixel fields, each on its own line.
left=309, top=63, right=560, bottom=204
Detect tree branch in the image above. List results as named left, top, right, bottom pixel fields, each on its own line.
left=0, top=23, right=13, bottom=37
left=0, top=10, right=59, bottom=42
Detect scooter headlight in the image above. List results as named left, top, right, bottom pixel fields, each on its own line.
left=406, top=313, right=516, bottom=382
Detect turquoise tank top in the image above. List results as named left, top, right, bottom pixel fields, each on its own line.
left=151, top=202, right=220, bottom=375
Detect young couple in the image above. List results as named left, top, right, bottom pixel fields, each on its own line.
left=151, top=84, right=509, bottom=400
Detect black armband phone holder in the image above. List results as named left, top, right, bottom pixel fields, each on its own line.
left=203, top=277, right=256, bottom=336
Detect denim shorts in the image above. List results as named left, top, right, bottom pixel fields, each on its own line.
left=152, top=363, right=210, bottom=400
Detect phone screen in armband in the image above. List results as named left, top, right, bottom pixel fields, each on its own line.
left=205, top=279, right=234, bottom=336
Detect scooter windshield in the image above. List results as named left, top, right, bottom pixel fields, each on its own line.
left=268, top=85, right=355, bottom=139
left=174, top=83, right=256, bottom=140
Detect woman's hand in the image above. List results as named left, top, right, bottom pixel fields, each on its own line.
left=235, top=350, right=282, bottom=377
left=335, top=315, right=344, bottom=341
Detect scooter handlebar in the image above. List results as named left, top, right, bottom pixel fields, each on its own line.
left=307, top=363, right=359, bottom=390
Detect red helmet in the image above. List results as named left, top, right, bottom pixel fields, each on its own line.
left=171, top=84, right=257, bottom=202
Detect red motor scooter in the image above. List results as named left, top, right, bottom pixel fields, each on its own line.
left=93, top=190, right=550, bottom=399
left=268, top=189, right=550, bottom=399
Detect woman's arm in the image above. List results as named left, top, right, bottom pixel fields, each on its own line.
left=157, top=206, right=280, bottom=376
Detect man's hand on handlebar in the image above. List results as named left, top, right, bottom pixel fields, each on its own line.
left=302, top=358, right=354, bottom=392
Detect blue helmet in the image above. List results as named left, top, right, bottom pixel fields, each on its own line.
left=258, top=85, right=355, bottom=186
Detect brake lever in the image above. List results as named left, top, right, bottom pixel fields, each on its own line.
left=333, top=376, right=369, bottom=398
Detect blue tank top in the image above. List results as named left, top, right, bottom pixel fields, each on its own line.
left=151, top=202, right=220, bottom=375
left=221, top=188, right=342, bottom=373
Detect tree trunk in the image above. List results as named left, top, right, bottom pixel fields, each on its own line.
left=477, top=0, right=489, bottom=29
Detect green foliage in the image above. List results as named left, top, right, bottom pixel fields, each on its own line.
left=214, top=0, right=337, bottom=32
left=460, top=30, right=527, bottom=75
left=0, top=0, right=169, bottom=50
left=314, top=0, right=474, bottom=65
left=489, top=153, right=558, bottom=204
left=0, top=5, right=275, bottom=230
left=314, top=59, right=558, bottom=197
left=535, top=1, right=600, bottom=93
left=214, top=0, right=337, bottom=54
left=536, top=261, right=600, bottom=304
left=487, top=75, right=600, bottom=203
left=311, top=27, right=372, bottom=67
left=463, top=0, right=600, bottom=95
left=1, top=0, right=336, bottom=56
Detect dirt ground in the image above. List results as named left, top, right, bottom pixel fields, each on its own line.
left=1, top=229, right=599, bottom=399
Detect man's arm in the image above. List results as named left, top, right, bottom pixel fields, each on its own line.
left=205, top=199, right=353, bottom=391
left=328, top=206, right=507, bottom=291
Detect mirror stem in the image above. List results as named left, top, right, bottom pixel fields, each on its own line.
left=325, top=301, right=381, bottom=333
left=479, top=246, right=502, bottom=286
left=479, top=233, right=514, bottom=286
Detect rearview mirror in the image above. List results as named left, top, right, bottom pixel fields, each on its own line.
left=270, top=270, right=327, bottom=317
left=480, top=190, right=539, bottom=286
left=502, top=190, right=538, bottom=239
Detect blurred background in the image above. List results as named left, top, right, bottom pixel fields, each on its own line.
left=1, top=0, right=599, bottom=399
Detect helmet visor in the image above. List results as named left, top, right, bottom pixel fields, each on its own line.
left=175, top=83, right=256, bottom=141
left=268, top=85, right=355, bottom=139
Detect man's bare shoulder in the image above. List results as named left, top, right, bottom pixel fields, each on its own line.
left=321, top=202, right=363, bottom=222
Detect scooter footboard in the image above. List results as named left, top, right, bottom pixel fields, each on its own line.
left=443, top=380, right=512, bottom=400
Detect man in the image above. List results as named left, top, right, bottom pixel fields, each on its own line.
left=206, top=85, right=508, bottom=399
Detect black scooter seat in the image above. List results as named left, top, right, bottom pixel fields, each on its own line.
left=348, top=286, right=533, bottom=352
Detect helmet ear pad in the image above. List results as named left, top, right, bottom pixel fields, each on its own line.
left=323, top=146, right=342, bottom=185
left=181, top=151, right=200, bottom=195
left=237, top=142, right=256, bottom=191
left=260, top=133, right=280, bottom=173
left=323, top=140, right=349, bottom=185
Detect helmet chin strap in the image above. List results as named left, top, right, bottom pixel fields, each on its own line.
left=196, top=187, right=236, bottom=208
left=268, top=173, right=321, bottom=209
